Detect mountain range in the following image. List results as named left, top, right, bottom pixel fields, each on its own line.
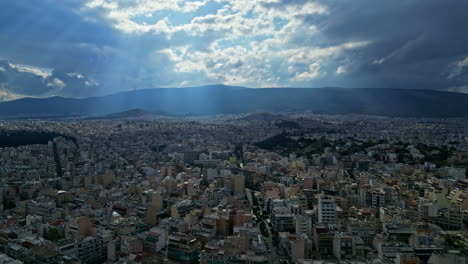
left=1, top=85, right=468, bottom=118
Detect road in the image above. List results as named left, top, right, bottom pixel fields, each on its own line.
left=263, top=219, right=280, bottom=264
left=247, top=190, right=281, bottom=264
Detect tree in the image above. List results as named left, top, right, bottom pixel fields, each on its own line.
left=200, top=178, right=210, bottom=188
left=44, top=228, right=63, bottom=241
left=5, top=200, right=15, bottom=210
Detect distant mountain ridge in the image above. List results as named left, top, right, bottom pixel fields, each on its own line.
left=1, top=85, right=468, bottom=118
left=84, top=109, right=162, bottom=120
left=236, top=113, right=286, bottom=121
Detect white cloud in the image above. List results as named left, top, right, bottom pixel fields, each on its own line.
left=85, top=78, right=99, bottom=86
left=447, top=85, right=468, bottom=93
left=84, top=0, right=368, bottom=88
left=8, top=63, right=52, bottom=79
left=292, top=63, right=321, bottom=82
left=159, top=41, right=279, bottom=86
left=83, top=0, right=325, bottom=39
left=179, top=80, right=190, bottom=87
left=285, top=41, right=369, bottom=64
left=67, top=72, right=85, bottom=79
left=0, top=88, right=22, bottom=101
left=84, top=0, right=209, bottom=34
left=457, top=56, right=468, bottom=68
left=336, top=66, right=346, bottom=74
left=158, top=33, right=368, bottom=87
left=174, top=60, right=206, bottom=73
left=181, top=1, right=208, bottom=13
left=47, top=78, right=66, bottom=89
left=449, top=56, right=468, bottom=79
left=372, top=58, right=385, bottom=65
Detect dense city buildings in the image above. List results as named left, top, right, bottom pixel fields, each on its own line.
left=0, top=113, right=466, bottom=263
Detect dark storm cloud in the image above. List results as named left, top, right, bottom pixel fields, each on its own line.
left=0, top=60, right=101, bottom=99
left=0, top=0, right=118, bottom=71
left=0, top=60, right=55, bottom=96
left=0, top=0, right=171, bottom=98
left=311, top=0, right=468, bottom=89
left=49, top=70, right=100, bottom=98
left=0, top=0, right=123, bottom=98
left=260, top=0, right=468, bottom=89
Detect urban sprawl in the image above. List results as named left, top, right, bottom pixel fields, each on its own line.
left=0, top=114, right=466, bottom=264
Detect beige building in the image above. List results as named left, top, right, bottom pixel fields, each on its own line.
left=233, top=175, right=245, bottom=194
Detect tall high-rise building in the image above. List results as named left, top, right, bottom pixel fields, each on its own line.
left=143, top=191, right=163, bottom=225
left=318, top=195, right=336, bottom=225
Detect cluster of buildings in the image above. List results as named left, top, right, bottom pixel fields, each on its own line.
left=0, top=114, right=465, bottom=264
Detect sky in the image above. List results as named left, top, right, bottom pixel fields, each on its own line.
left=0, top=0, right=467, bottom=101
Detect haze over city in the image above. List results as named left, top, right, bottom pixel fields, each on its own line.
left=0, top=1, right=466, bottom=264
